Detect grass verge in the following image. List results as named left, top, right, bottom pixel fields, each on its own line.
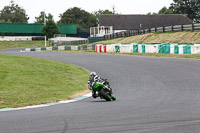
left=0, top=41, right=50, bottom=50
left=0, top=53, right=89, bottom=109
left=92, top=31, right=200, bottom=44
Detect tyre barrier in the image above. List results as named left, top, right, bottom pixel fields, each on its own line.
left=95, top=43, right=200, bottom=54
left=24, top=44, right=96, bottom=52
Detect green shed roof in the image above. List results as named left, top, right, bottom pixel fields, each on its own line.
left=0, top=23, right=77, bottom=34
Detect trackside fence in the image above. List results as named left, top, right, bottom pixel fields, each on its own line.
left=103, top=23, right=200, bottom=40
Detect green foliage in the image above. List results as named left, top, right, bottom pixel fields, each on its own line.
left=58, top=7, right=96, bottom=31
left=0, top=19, right=11, bottom=23
left=34, top=11, right=53, bottom=24
left=147, top=12, right=157, bottom=15
left=0, top=0, right=29, bottom=23
left=41, top=20, right=60, bottom=38
left=170, top=0, right=200, bottom=22
left=158, top=6, right=173, bottom=14
left=93, top=9, right=113, bottom=22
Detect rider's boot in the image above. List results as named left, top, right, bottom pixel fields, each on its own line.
left=92, top=90, right=98, bottom=98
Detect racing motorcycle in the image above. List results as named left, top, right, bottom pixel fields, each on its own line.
left=88, top=78, right=116, bottom=101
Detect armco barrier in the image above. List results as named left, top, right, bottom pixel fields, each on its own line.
left=46, top=47, right=52, bottom=50
left=71, top=46, right=79, bottom=50
left=58, top=46, right=65, bottom=50
left=193, top=44, right=200, bottom=54
left=133, top=44, right=138, bottom=53
left=120, top=45, right=133, bottom=53
left=115, top=45, right=120, bottom=53
left=106, top=45, right=116, bottom=53
left=24, top=44, right=200, bottom=55
left=24, top=44, right=96, bottom=52
left=65, top=46, right=71, bottom=50
left=170, top=44, right=179, bottom=54
left=95, top=43, right=200, bottom=55
left=178, top=45, right=184, bottom=54
left=145, top=45, right=157, bottom=53
left=138, top=44, right=145, bottom=53
left=158, top=44, right=170, bottom=54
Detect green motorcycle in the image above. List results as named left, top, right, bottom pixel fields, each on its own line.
left=92, top=79, right=116, bottom=101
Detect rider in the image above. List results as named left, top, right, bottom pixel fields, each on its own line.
left=88, top=72, right=100, bottom=98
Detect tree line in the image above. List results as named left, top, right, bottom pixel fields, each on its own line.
left=0, top=1, right=113, bottom=38
left=0, top=0, right=200, bottom=38
left=148, top=0, right=200, bottom=23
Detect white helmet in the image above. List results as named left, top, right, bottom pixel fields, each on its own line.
left=90, top=72, right=96, bottom=76
left=94, top=75, right=100, bottom=82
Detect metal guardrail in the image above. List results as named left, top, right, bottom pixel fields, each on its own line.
left=104, top=23, right=200, bottom=40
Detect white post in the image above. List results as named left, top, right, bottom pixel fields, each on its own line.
left=44, top=10, right=47, bottom=47
left=90, top=27, right=92, bottom=37
left=94, top=27, right=96, bottom=37
left=111, top=26, right=113, bottom=34
left=98, top=26, right=100, bottom=36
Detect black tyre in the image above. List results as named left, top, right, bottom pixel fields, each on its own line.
left=100, top=89, right=111, bottom=101
left=112, top=97, right=116, bottom=101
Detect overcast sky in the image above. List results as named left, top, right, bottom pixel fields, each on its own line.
left=0, top=0, right=173, bottom=23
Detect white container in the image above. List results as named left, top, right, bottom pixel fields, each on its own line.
left=58, top=46, right=65, bottom=50
left=25, top=48, right=31, bottom=52
left=178, top=45, right=184, bottom=54
left=120, top=45, right=133, bottom=53
left=71, top=46, right=79, bottom=51
left=193, top=45, right=200, bottom=54
left=106, top=45, right=116, bottom=53
left=46, top=47, right=52, bottom=50
left=145, top=45, right=157, bottom=53
left=35, top=48, right=41, bottom=52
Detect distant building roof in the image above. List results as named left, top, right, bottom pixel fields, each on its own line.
left=99, top=14, right=192, bottom=30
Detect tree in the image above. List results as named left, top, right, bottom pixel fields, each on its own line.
left=58, top=7, right=96, bottom=31
left=93, top=9, right=114, bottom=25
left=158, top=6, right=173, bottom=14
left=170, top=0, right=200, bottom=22
left=34, top=11, right=53, bottom=24
left=41, top=19, right=60, bottom=38
left=93, top=10, right=113, bottom=18
left=147, top=12, right=157, bottom=15
left=0, top=0, right=29, bottom=23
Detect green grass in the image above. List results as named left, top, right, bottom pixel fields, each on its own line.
left=0, top=53, right=89, bottom=108
left=0, top=41, right=50, bottom=50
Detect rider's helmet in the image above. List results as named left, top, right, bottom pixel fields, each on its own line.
left=94, top=75, right=100, bottom=82
left=90, top=72, right=96, bottom=76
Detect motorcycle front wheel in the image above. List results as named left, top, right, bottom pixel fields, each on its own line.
left=100, top=89, right=111, bottom=101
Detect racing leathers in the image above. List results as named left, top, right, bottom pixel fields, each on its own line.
left=88, top=72, right=100, bottom=98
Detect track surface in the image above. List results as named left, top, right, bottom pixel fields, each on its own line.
left=0, top=49, right=200, bottom=133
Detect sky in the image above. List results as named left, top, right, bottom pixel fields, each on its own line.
left=0, top=0, right=173, bottom=23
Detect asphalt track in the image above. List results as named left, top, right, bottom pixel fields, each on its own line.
left=0, top=49, right=200, bottom=133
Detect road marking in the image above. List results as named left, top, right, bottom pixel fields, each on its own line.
left=0, top=92, right=92, bottom=112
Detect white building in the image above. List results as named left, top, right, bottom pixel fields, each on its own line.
left=90, top=26, right=113, bottom=37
